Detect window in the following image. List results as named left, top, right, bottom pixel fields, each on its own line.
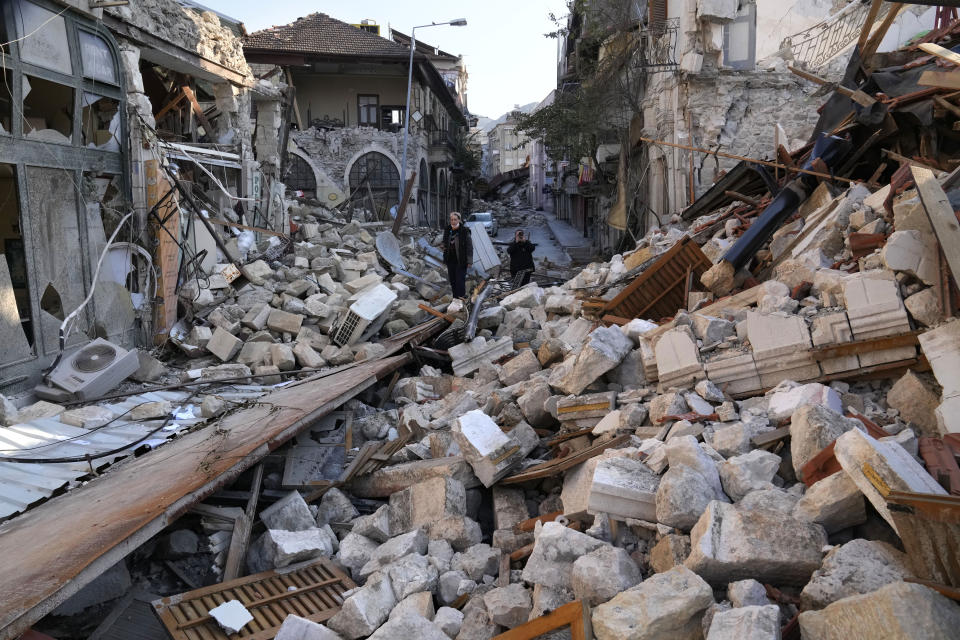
left=285, top=154, right=317, bottom=195
left=0, top=163, right=35, bottom=354
left=348, top=152, right=399, bottom=217
left=381, top=106, right=404, bottom=133
left=22, top=75, right=74, bottom=143
left=723, top=1, right=756, bottom=70
left=14, top=0, right=72, bottom=74
left=81, top=93, right=120, bottom=150
left=78, top=30, right=118, bottom=84
left=0, top=69, right=11, bottom=135
left=358, top=94, right=379, bottom=127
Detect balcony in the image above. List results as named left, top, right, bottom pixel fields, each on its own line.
left=428, top=129, right=455, bottom=163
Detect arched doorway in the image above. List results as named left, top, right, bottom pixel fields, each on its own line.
left=418, top=159, right=429, bottom=226
left=348, top=151, right=400, bottom=219
left=429, top=165, right=439, bottom=226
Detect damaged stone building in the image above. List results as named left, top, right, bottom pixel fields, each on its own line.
left=0, top=0, right=286, bottom=392
left=243, top=13, right=471, bottom=227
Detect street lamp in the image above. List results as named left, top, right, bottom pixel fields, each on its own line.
left=399, top=18, right=467, bottom=216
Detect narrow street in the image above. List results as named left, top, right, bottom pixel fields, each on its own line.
left=1, top=2, right=959, bottom=640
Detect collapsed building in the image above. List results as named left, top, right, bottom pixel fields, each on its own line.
left=1, top=1, right=960, bottom=640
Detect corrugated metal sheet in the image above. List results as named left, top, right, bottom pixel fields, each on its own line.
left=0, top=386, right=270, bottom=521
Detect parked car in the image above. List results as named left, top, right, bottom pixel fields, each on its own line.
left=466, top=212, right=499, bottom=237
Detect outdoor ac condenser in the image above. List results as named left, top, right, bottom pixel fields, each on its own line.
left=46, top=338, right=140, bottom=401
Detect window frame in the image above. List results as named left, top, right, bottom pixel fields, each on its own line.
left=357, top=94, right=379, bottom=128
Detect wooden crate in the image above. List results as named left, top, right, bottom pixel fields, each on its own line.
left=152, top=558, right=355, bottom=639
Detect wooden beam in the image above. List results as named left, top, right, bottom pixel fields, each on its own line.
left=155, top=90, right=187, bottom=120
left=392, top=170, right=418, bottom=237
left=284, top=67, right=304, bottom=130
left=857, top=0, right=885, bottom=52
left=920, top=71, right=960, bottom=90
left=222, top=463, right=264, bottom=581
left=492, top=600, right=592, bottom=640
left=862, top=4, right=905, bottom=63
left=180, top=84, right=216, bottom=139
left=912, top=165, right=960, bottom=283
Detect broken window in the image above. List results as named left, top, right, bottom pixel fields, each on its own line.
left=723, top=1, right=757, bottom=70
left=0, top=69, right=11, bottom=135
left=22, top=75, right=74, bottom=143
left=0, top=162, right=35, bottom=356
left=285, top=154, right=317, bottom=195
left=381, top=106, right=404, bottom=133
left=358, top=94, right=378, bottom=127
left=14, top=0, right=72, bottom=75
left=78, top=30, right=118, bottom=85
left=81, top=92, right=120, bottom=150
left=348, top=151, right=399, bottom=217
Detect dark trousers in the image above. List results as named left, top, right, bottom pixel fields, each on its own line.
left=447, top=262, right=467, bottom=298
left=511, top=269, right=532, bottom=286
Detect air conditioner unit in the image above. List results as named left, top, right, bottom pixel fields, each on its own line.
left=46, top=338, right=140, bottom=401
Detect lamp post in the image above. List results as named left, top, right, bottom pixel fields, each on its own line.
left=399, top=18, right=467, bottom=221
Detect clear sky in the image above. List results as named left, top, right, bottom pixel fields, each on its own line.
left=199, top=0, right=568, bottom=119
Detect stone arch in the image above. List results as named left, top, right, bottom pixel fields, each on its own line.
left=347, top=151, right=401, bottom=218
left=289, top=147, right=346, bottom=204
left=343, top=144, right=402, bottom=188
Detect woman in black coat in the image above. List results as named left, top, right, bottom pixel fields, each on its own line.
left=442, top=212, right=473, bottom=298
left=507, top=229, right=536, bottom=286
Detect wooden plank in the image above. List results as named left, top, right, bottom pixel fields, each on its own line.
left=391, top=171, right=417, bottom=237
left=919, top=71, right=960, bottom=90
left=857, top=0, right=885, bottom=51
left=0, top=355, right=409, bottom=638
left=912, top=165, right=960, bottom=283
left=862, top=4, right=905, bottom=63
left=492, top=600, right=590, bottom=640
left=146, top=159, right=180, bottom=344
left=284, top=68, right=304, bottom=130
left=809, top=330, right=921, bottom=360
left=155, top=90, right=188, bottom=120
left=919, top=42, right=960, bottom=67
left=513, top=511, right=564, bottom=533
left=500, top=435, right=630, bottom=485
left=181, top=85, right=216, bottom=139
left=222, top=463, right=263, bottom=581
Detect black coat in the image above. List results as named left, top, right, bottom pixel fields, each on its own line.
left=442, top=225, right=473, bottom=267
left=507, top=239, right=535, bottom=273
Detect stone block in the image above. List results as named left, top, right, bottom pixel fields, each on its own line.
left=427, top=515, right=483, bottom=551
left=293, top=341, right=326, bottom=369
left=452, top=410, right=535, bottom=487
left=843, top=273, right=914, bottom=366
left=905, top=287, right=942, bottom=328
left=588, top=456, right=660, bottom=521
left=254, top=527, right=337, bottom=571
left=501, top=285, right=544, bottom=310
left=516, top=379, right=553, bottom=426
left=521, top=522, right=607, bottom=590
left=275, top=616, right=343, bottom=640
left=691, top=314, right=735, bottom=344
left=655, top=326, right=706, bottom=390
left=492, top=487, right=529, bottom=531
left=338, top=532, right=378, bottom=579
left=434, top=606, right=464, bottom=637
left=261, top=491, right=317, bottom=532
left=53, top=560, right=131, bottom=616
left=881, top=229, right=938, bottom=285
left=792, top=471, right=866, bottom=533
left=767, top=382, right=842, bottom=422
left=718, top=450, right=780, bottom=501
left=59, top=405, right=115, bottom=429
left=270, top=343, right=296, bottom=371
left=791, top=404, right=862, bottom=478
left=704, top=351, right=762, bottom=396
left=746, top=312, right=820, bottom=386
left=389, top=476, right=466, bottom=534
left=834, top=429, right=946, bottom=533
left=550, top=326, right=633, bottom=395
left=886, top=369, right=941, bottom=437
left=498, top=349, right=541, bottom=386
left=483, top=583, right=533, bottom=628
left=327, top=571, right=397, bottom=639
left=649, top=534, right=691, bottom=573
left=207, top=326, right=243, bottom=362
left=571, top=545, right=642, bottom=606
left=591, top=566, right=713, bottom=640
left=800, top=539, right=913, bottom=610
left=797, top=581, right=960, bottom=640
left=349, top=457, right=480, bottom=498
left=685, top=500, right=827, bottom=586
left=727, top=579, right=771, bottom=608
left=267, top=308, right=304, bottom=335
left=811, top=312, right=860, bottom=374
left=368, top=613, right=448, bottom=640
left=917, top=320, right=960, bottom=433
left=237, top=341, right=271, bottom=367
left=449, top=337, right=515, bottom=377
left=384, top=554, right=440, bottom=601
left=705, top=605, right=780, bottom=640
left=131, top=349, right=167, bottom=382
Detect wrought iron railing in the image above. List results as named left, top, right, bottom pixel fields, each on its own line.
left=780, top=1, right=893, bottom=69
left=638, top=17, right=679, bottom=69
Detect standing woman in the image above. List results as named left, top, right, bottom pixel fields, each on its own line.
left=442, top=212, right=473, bottom=299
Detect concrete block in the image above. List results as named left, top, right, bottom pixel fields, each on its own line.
left=767, top=383, right=842, bottom=421
left=550, top=326, right=633, bottom=395
left=706, top=605, right=780, bottom=640
left=800, top=539, right=912, bottom=610
left=918, top=320, right=960, bottom=433
left=905, top=287, right=942, bottom=327
left=704, top=352, right=762, bottom=396
left=498, top=349, right=541, bottom=386
left=887, top=369, right=941, bottom=437
left=349, top=457, right=480, bottom=498
left=448, top=337, right=515, bottom=377
left=792, top=471, right=866, bottom=533
left=388, top=476, right=466, bottom=534
left=261, top=490, right=316, bottom=532
left=452, top=410, right=536, bottom=487
left=521, top=522, right=607, bottom=590
left=207, top=326, right=243, bottom=361
left=790, top=404, right=861, bottom=477
left=881, top=230, right=938, bottom=285
left=293, top=341, right=326, bottom=369
left=237, top=341, right=271, bottom=367
left=267, top=309, right=304, bottom=335
left=270, top=343, right=296, bottom=371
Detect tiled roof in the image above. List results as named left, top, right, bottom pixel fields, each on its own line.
left=244, top=13, right=410, bottom=58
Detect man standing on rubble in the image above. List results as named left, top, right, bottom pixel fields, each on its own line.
left=443, top=211, right=473, bottom=299
left=507, top=229, right=536, bottom=286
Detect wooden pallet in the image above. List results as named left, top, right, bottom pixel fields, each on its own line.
left=152, top=558, right=355, bottom=639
